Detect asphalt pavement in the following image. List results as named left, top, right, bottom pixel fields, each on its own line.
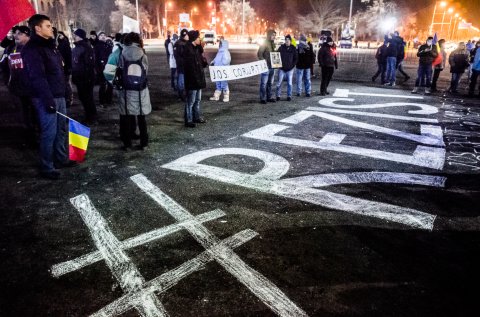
left=0, top=47, right=479, bottom=317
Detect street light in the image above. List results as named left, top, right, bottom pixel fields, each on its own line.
left=430, top=1, right=448, bottom=34
left=164, top=1, right=173, bottom=38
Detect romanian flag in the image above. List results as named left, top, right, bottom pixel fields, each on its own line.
left=0, top=0, right=35, bottom=38
left=69, top=120, right=90, bottom=162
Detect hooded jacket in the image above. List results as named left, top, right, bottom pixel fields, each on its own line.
left=212, top=40, right=231, bottom=66
left=116, top=43, right=151, bottom=116
left=278, top=43, right=298, bottom=71
left=21, top=33, right=66, bottom=107
left=318, top=42, right=338, bottom=68
left=296, top=41, right=314, bottom=69
left=257, top=30, right=276, bottom=69
left=183, top=41, right=207, bottom=90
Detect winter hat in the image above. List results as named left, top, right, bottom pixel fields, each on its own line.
left=90, top=30, right=97, bottom=36
left=299, top=34, right=307, bottom=42
left=285, top=34, right=292, bottom=41
left=16, top=26, right=30, bottom=36
left=172, top=33, right=178, bottom=41
left=188, top=30, right=199, bottom=42
left=97, top=31, right=106, bottom=37
left=266, top=29, right=276, bottom=38
left=427, top=36, right=434, bottom=41
left=180, top=29, right=189, bottom=39
left=74, top=28, right=87, bottom=40
left=326, top=36, right=333, bottom=43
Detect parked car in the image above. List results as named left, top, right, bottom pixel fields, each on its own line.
left=200, top=29, right=216, bottom=45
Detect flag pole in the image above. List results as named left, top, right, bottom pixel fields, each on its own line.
left=56, top=111, right=85, bottom=126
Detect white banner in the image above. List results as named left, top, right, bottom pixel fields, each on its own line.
left=123, top=15, right=140, bottom=34
left=209, top=60, right=268, bottom=82
left=179, top=13, right=190, bottom=23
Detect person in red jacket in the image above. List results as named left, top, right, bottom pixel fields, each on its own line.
left=317, top=36, right=338, bottom=96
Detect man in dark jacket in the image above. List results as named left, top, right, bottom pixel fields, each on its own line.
left=173, top=29, right=189, bottom=101
left=258, top=29, right=276, bottom=104
left=412, top=36, right=438, bottom=94
left=183, top=30, right=207, bottom=128
left=72, top=28, right=96, bottom=122
left=94, top=31, right=113, bottom=106
left=317, top=36, right=338, bottom=96
left=164, top=31, right=171, bottom=62
left=372, top=41, right=387, bottom=84
left=296, top=34, right=314, bottom=97
left=384, top=33, right=398, bottom=86
left=56, top=31, right=73, bottom=106
left=394, top=31, right=410, bottom=82
left=276, top=34, right=298, bottom=101
left=22, top=14, right=69, bottom=179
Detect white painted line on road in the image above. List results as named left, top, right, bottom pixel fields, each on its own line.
left=90, top=229, right=259, bottom=317
left=281, top=172, right=447, bottom=188
left=70, top=194, right=168, bottom=317
left=51, top=209, right=226, bottom=277
left=318, top=97, right=437, bottom=115
left=162, top=148, right=438, bottom=230
left=243, top=124, right=446, bottom=170
left=131, top=174, right=308, bottom=317
left=319, top=133, right=346, bottom=144
left=333, top=88, right=425, bottom=100
left=303, top=107, right=438, bottom=123
left=282, top=110, right=444, bottom=146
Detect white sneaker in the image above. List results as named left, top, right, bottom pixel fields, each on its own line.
left=223, top=91, right=230, bottom=102
left=209, top=90, right=221, bottom=101
left=411, top=87, right=419, bottom=94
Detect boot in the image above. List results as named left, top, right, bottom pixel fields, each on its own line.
left=223, top=90, right=230, bottom=102
left=425, top=87, right=431, bottom=95
left=209, top=90, right=221, bottom=101
left=411, top=87, right=419, bottom=94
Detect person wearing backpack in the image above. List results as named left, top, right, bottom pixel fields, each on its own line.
left=117, top=32, right=151, bottom=150
left=72, top=28, right=96, bottom=123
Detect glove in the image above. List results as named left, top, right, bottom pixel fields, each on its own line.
left=46, top=103, right=56, bottom=114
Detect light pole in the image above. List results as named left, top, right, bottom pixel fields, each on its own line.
left=164, top=2, right=172, bottom=38
left=348, top=0, right=353, bottom=26
left=430, top=1, right=447, bottom=35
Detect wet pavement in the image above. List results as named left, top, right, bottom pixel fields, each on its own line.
left=0, top=48, right=479, bottom=317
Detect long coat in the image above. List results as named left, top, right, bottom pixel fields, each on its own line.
left=115, top=44, right=151, bottom=116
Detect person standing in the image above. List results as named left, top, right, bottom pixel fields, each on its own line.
left=468, top=44, right=480, bottom=97
left=431, top=39, right=446, bottom=92
left=295, top=34, right=314, bottom=97
left=168, top=33, right=178, bottom=92
left=209, top=39, right=231, bottom=102
left=276, top=34, right=298, bottom=101
left=95, top=32, right=113, bottom=107
left=56, top=31, right=73, bottom=107
left=173, top=29, right=189, bottom=101
left=22, top=14, right=70, bottom=179
left=447, top=42, right=470, bottom=94
left=372, top=41, right=387, bottom=84
left=6, top=26, right=36, bottom=145
left=412, top=36, right=438, bottom=94
left=117, top=32, right=151, bottom=150
left=183, top=30, right=207, bottom=128
left=384, top=33, right=398, bottom=86
left=72, top=28, right=96, bottom=123
left=164, top=31, right=171, bottom=62
left=394, top=31, right=410, bottom=82
left=257, top=29, right=277, bottom=104
left=317, top=36, right=338, bottom=96
left=89, top=30, right=97, bottom=46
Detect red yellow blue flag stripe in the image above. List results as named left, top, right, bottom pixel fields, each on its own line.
left=69, top=120, right=90, bottom=162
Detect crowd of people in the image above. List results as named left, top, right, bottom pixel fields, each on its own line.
left=1, top=13, right=480, bottom=180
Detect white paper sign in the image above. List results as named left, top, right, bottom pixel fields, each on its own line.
left=179, top=13, right=190, bottom=23
left=209, top=60, right=268, bottom=82
left=123, top=15, right=140, bottom=33
left=270, top=52, right=282, bottom=69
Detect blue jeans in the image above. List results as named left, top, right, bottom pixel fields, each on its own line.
left=170, top=68, right=177, bottom=90
left=33, top=97, right=68, bottom=172
left=415, top=64, right=433, bottom=87
left=296, top=68, right=311, bottom=95
left=386, top=56, right=397, bottom=83
left=185, top=90, right=202, bottom=123
left=215, top=81, right=229, bottom=91
left=177, top=72, right=185, bottom=96
left=276, top=69, right=294, bottom=97
left=259, top=68, right=275, bottom=101
left=449, top=73, right=463, bottom=92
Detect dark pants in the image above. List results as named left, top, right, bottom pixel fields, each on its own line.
left=99, top=77, right=113, bottom=105
left=449, top=73, right=463, bottom=93
left=469, top=69, right=480, bottom=95
left=170, top=68, right=177, bottom=90
left=120, top=115, right=148, bottom=147
left=415, top=64, right=433, bottom=88
left=75, top=81, right=96, bottom=121
left=320, top=66, right=334, bottom=94
left=32, top=97, right=68, bottom=172
left=431, top=68, right=442, bottom=91
left=372, top=61, right=386, bottom=83
left=65, top=74, right=73, bottom=106
left=396, top=60, right=409, bottom=78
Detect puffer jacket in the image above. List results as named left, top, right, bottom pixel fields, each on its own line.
left=184, top=41, right=207, bottom=90
left=21, top=34, right=65, bottom=107
left=212, top=40, right=231, bottom=66
left=449, top=48, right=470, bottom=73
left=257, top=30, right=276, bottom=69
left=278, top=43, right=298, bottom=71
left=116, top=43, right=151, bottom=116
left=318, top=43, right=338, bottom=68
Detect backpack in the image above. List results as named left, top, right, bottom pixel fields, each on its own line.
left=122, top=56, right=147, bottom=91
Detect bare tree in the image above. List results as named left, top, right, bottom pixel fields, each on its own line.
left=297, top=0, right=346, bottom=34
left=219, top=0, right=256, bottom=35
left=110, top=0, right=154, bottom=35
left=353, top=0, right=397, bottom=41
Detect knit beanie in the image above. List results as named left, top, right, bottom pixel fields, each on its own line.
left=180, top=29, right=188, bottom=39
left=188, top=30, right=199, bottom=42
left=74, top=28, right=87, bottom=40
